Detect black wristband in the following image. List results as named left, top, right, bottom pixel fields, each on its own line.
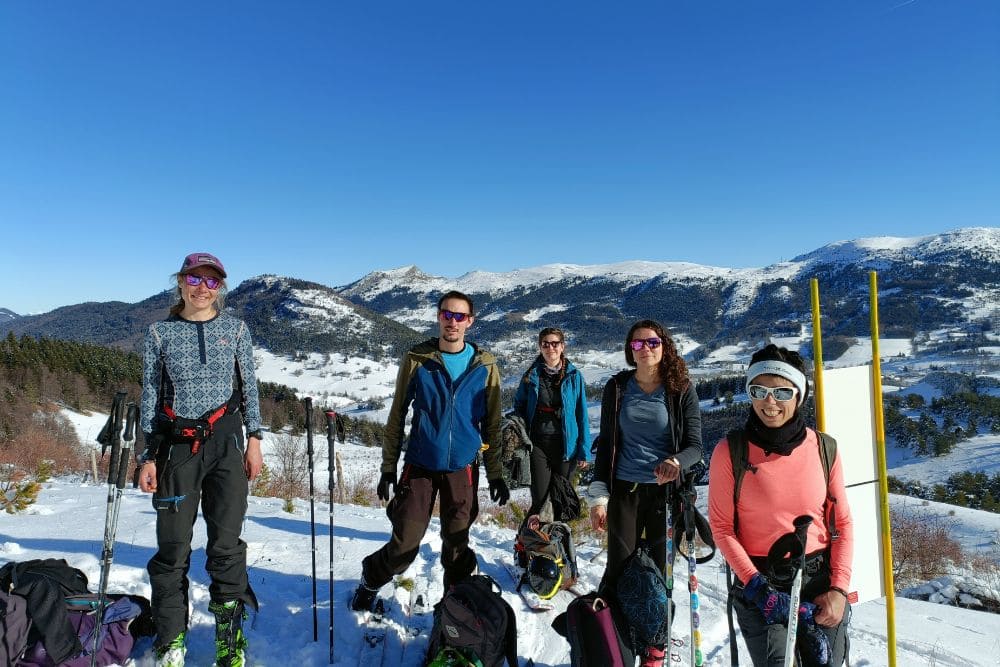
left=830, top=586, right=849, bottom=599
left=247, top=429, right=263, bottom=440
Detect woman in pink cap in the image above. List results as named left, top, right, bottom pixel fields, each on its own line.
left=136, top=252, right=263, bottom=667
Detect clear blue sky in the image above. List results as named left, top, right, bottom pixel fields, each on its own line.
left=1, top=1, right=997, bottom=314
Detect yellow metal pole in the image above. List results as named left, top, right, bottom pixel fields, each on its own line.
left=870, top=271, right=897, bottom=666
left=809, top=279, right=826, bottom=431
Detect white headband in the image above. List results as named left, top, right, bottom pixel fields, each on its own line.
left=746, top=360, right=808, bottom=406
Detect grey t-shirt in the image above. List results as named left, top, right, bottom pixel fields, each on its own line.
left=614, top=376, right=672, bottom=484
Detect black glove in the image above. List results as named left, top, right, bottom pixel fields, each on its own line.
left=489, top=478, right=510, bottom=506
left=377, top=472, right=396, bottom=501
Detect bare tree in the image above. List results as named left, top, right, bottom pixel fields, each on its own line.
left=268, top=432, right=308, bottom=504
left=891, top=504, right=964, bottom=588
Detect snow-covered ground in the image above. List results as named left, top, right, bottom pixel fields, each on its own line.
left=11, top=315, right=1000, bottom=665
left=253, top=349, right=398, bottom=408
left=887, top=434, right=1000, bottom=489
left=5, top=429, right=1000, bottom=666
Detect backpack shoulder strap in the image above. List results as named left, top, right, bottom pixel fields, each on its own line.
left=726, top=429, right=749, bottom=534
left=548, top=522, right=578, bottom=577
left=816, top=431, right=837, bottom=483
left=816, top=430, right=840, bottom=541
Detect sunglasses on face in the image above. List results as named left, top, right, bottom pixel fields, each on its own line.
left=748, top=385, right=797, bottom=402
left=540, top=340, right=563, bottom=349
left=184, top=274, right=222, bottom=290
left=439, top=310, right=471, bottom=323
left=629, top=337, right=662, bottom=351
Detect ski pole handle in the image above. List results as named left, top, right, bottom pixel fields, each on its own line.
left=105, top=391, right=128, bottom=485
left=303, top=397, right=314, bottom=455
left=792, top=514, right=813, bottom=546
left=116, top=404, right=138, bottom=489
left=325, top=411, right=337, bottom=483
left=123, top=403, right=138, bottom=444
left=97, top=390, right=128, bottom=454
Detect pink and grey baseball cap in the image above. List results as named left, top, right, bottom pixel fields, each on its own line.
left=180, top=252, right=227, bottom=278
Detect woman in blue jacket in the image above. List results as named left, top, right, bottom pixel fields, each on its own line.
left=513, top=327, right=592, bottom=515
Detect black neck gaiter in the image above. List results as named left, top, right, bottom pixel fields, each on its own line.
left=744, top=410, right=808, bottom=457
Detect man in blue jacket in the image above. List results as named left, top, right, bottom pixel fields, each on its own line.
left=351, top=290, right=508, bottom=610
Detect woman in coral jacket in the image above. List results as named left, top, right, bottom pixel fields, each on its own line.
left=708, top=344, right=854, bottom=667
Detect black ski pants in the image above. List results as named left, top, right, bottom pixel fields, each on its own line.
left=362, top=463, right=480, bottom=591
left=148, top=411, right=255, bottom=645
left=732, top=554, right=851, bottom=666
left=601, top=480, right=670, bottom=594
left=527, top=434, right=572, bottom=515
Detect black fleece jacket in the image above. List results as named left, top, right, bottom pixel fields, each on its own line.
left=591, top=369, right=703, bottom=496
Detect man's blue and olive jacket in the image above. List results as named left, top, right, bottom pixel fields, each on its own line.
left=382, top=338, right=503, bottom=481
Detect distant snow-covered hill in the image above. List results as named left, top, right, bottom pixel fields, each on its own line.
left=226, top=275, right=423, bottom=361
left=339, top=227, right=1000, bottom=355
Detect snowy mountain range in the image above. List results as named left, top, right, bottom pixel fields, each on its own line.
left=339, top=227, right=1000, bottom=353
left=3, top=227, right=998, bottom=366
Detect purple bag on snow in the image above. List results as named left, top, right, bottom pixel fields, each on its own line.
left=18, top=596, right=141, bottom=667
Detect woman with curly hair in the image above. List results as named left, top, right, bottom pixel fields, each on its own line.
left=587, top=319, right=703, bottom=667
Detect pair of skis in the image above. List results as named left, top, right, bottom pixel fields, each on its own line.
left=357, top=576, right=433, bottom=666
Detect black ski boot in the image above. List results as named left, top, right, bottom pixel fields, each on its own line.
left=351, top=579, right=379, bottom=612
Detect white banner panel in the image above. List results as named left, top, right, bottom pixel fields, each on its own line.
left=821, top=364, right=886, bottom=602
left=843, top=483, right=885, bottom=603
left=822, top=365, right=878, bottom=486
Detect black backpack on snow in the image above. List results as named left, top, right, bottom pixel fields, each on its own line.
left=614, top=544, right=674, bottom=650
left=425, top=574, right=518, bottom=667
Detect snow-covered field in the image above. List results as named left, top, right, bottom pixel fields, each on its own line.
left=4, top=434, right=1000, bottom=666
left=8, top=314, right=1000, bottom=665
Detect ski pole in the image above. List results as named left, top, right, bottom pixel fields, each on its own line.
left=665, top=481, right=674, bottom=656
left=92, top=399, right=135, bottom=667
left=303, top=397, right=318, bottom=642
left=94, top=390, right=126, bottom=600
left=725, top=563, right=739, bottom=667
left=681, top=484, right=704, bottom=666
left=324, top=409, right=342, bottom=664
left=783, top=515, right=814, bottom=667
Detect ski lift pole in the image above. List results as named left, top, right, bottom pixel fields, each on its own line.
left=324, top=409, right=344, bottom=664
left=303, top=397, right=318, bottom=642
left=92, top=399, right=136, bottom=667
